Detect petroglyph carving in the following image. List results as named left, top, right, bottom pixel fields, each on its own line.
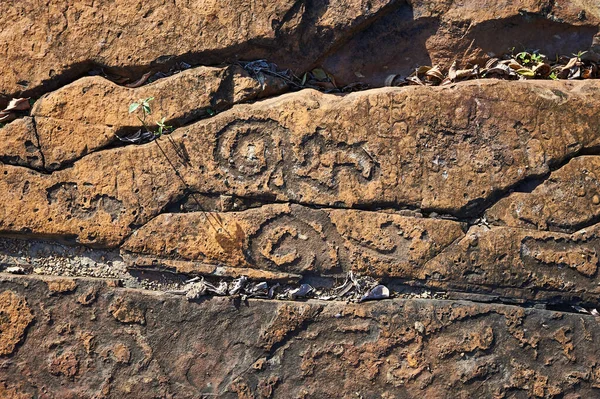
left=215, top=119, right=380, bottom=195
left=293, top=133, right=379, bottom=191
left=521, top=237, right=599, bottom=277
left=215, top=120, right=285, bottom=188
left=343, top=221, right=413, bottom=261
left=246, top=209, right=345, bottom=274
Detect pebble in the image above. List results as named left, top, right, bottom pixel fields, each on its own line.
left=593, top=195, right=600, bottom=205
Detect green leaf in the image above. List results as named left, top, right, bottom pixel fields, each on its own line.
left=206, top=108, right=216, bottom=116
left=311, top=68, right=328, bottom=81
left=129, top=102, right=140, bottom=113
left=516, top=52, right=529, bottom=60
left=300, top=72, right=308, bottom=86
left=142, top=104, right=152, bottom=115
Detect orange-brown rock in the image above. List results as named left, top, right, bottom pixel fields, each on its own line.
left=1, top=274, right=599, bottom=398
left=2, top=80, right=600, bottom=247
left=487, top=155, right=600, bottom=232
left=0, top=65, right=286, bottom=170
left=0, top=0, right=394, bottom=103
left=421, top=223, right=600, bottom=303
left=3, top=1, right=600, bottom=396
left=322, top=0, right=600, bottom=86
left=46, top=278, right=78, bottom=294
left=2, top=0, right=600, bottom=102
left=0, top=290, right=34, bottom=356
left=0, top=117, right=43, bottom=169
left=29, top=65, right=286, bottom=169
left=122, top=204, right=464, bottom=277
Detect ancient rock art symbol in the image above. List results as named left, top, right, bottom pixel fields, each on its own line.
left=246, top=211, right=343, bottom=274
left=344, top=221, right=413, bottom=261
left=521, top=237, right=598, bottom=277
left=293, top=133, right=380, bottom=191
left=45, top=182, right=124, bottom=221
left=215, top=119, right=380, bottom=195
left=215, top=120, right=285, bottom=189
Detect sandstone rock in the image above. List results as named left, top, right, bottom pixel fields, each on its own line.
left=2, top=0, right=600, bottom=102
left=0, top=290, right=34, bottom=356
left=122, top=204, right=464, bottom=278
left=29, top=65, right=286, bottom=170
left=421, top=224, right=600, bottom=304
left=323, top=0, right=600, bottom=86
left=0, top=117, right=43, bottom=169
left=0, top=0, right=394, bottom=103
left=1, top=80, right=600, bottom=247
left=486, top=155, right=600, bottom=232
left=1, top=274, right=599, bottom=398
left=46, top=278, right=78, bottom=294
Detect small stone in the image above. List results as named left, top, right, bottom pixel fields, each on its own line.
left=593, top=195, right=600, bottom=205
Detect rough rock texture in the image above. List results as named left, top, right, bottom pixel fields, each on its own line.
left=487, top=155, right=600, bottom=232
left=0, top=0, right=395, bottom=103
left=3, top=1, right=600, bottom=397
left=122, top=203, right=465, bottom=276
left=0, top=118, right=43, bottom=169
left=2, top=0, right=600, bottom=103
left=422, top=223, right=600, bottom=304
left=322, top=0, right=600, bottom=85
left=0, top=65, right=286, bottom=170
left=1, top=275, right=600, bottom=398
left=2, top=80, right=600, bottom=248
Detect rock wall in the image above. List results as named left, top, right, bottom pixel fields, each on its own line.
left=1, top=1, right=600, bottom=398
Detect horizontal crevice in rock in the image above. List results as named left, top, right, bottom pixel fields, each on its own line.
left=463, top=148, right=600, bottom=221
left=0, top=268, right=596, bottom=317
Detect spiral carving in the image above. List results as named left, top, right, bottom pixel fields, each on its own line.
left=214, top=120, right=380, bottom=196
left=215, top=119, right=285, bottom=188
left=246, top=210, right=343, bottom=274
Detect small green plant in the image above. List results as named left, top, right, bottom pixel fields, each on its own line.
left=573, top=50, right=588, bottom=60
left=156, top=117, right=171, bottom=137
left=128, top=97, right=174, bottom=138
left=549, top=71, right=559, bottom=80
left=530, top=53, right=544, bottom=64
left=126, top=98, right=234, bottom=241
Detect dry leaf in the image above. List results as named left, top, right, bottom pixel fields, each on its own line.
left=125, top=72, right=152, bottom=88
left=533, top=63, right=551, bottom=78
left=4, top=97, right=30, bottom=112
left=385, top=74, right=401, bottom=87
left=0, top=112, right=17, bottom=123
left=311, top=68, right=328, bottom=81
left=447, top=60, right=458, bottom=81
left=425, top=65, right=444, bottom=82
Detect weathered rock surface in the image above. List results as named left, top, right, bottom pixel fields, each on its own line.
left=3, top=3, right=600, bottom=394
left=322, top=0, right=600, bottom=86
left=422, top=224, right=600, bottom=305
left=1, top=80, right=600, bottom=248
left=122, top=203, right=465, bottom=276
left=1, top=274, right=599, bottom=398
left=487, top=155, right=600, bottom=233
left=122, top=203, right=600, bottom=305
left=1, top=65, right=286, bottom=170
left=2, top=0, right=600, bottom=104
left=0, top=0, right=395, bottom=103
left=0, top=118, right=43, bottom=169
